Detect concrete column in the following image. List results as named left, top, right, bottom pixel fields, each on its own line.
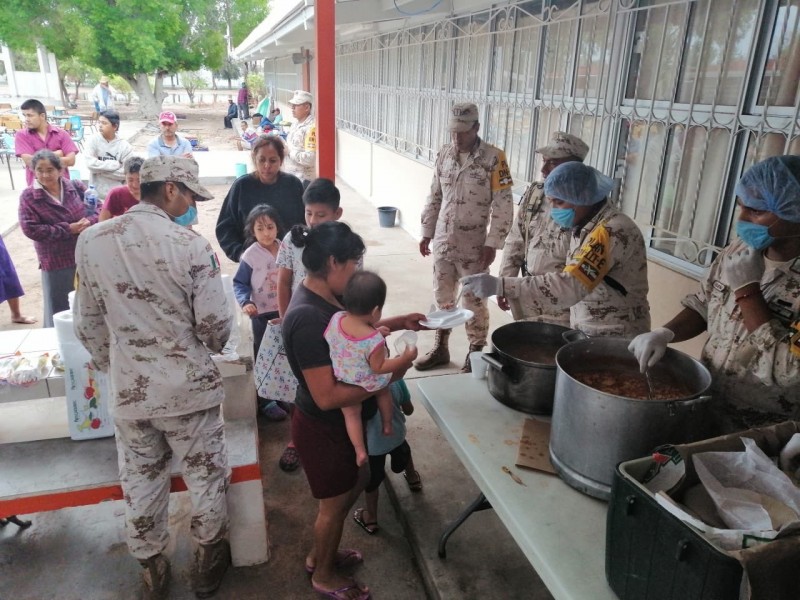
left=1, top=46, right=19, bottom=98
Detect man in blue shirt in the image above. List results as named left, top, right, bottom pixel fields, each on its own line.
left=147, top=111, right=193, bottom=157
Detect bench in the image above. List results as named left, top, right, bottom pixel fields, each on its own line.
left=0, top=327, right=268, bottom=567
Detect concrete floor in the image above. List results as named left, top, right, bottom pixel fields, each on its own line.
left=0, top=159, right=557, bottom=598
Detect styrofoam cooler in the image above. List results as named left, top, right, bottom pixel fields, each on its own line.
left=53, top=310, right=114, bottom=440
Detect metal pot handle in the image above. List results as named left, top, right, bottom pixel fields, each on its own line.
left=667, top=395, right=713, bottom=417
left=562, top=329, right=589, bottom=344
left=482, top=353, right=520, bottom=383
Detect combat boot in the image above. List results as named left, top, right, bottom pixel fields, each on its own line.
left=414, top=329, right=451, bottom=371
left=140, top=554, right=170, bottom=600
left=193, top=539, right=231, bottom=599
left=460, top=343, right=485, bottom=373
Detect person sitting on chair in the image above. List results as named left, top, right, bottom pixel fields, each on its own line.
left=223, top=99, right=237, bottom=129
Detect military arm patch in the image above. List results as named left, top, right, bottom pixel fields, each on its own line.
left=790, top=321, right=800, bottom=357
left=564, top=221, right=611, bottom=291
left=305, top=126, right=317, bottom=152
left=491, top=151, right=514, bottom=191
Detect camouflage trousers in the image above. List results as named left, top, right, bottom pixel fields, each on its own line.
left=432, top=255, right=489, bottom=346
left=114, top=405, right=230, bottom=560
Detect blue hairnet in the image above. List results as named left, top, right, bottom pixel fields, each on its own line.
left=544, top=162, right=615, bottom=206
left=735, top=156, right=800, bottom=223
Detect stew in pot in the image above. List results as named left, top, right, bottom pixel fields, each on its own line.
left=573, top=369, right=693, bottom=400
left=499, top=339, right=563, bottom=365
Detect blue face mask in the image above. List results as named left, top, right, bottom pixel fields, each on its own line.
left=736, top=220, right=774, bottom=250
left=550, top=207, right=575, bottom=229
left=174, top=205, right=197, bottom=227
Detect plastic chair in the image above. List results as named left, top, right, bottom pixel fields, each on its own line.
left=69, top=115, right=82, bottom=131
left=81, top=112, right=98, bottom=135
left=0, top=132, right=18, bottom=190
left=70, top=126, right=85, bottom=150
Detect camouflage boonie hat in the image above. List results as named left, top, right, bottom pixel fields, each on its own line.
left=140, top=156, right=213, bottom=200
left=449, top=102, right=479, bottom=132
left=536, top=131, right=589, bottom=160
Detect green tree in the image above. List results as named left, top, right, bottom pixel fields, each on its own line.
left=214, top=57, right=241, bottom=89
left=180, top=71, right=207, bottom=107
left=108, top=75, right=134, bottom=105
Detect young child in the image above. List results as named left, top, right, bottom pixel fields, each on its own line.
left=353, top=379, right=422, bottom=535
left=274, top=178, right=346, bottom=471
left=324, top=270, right=416, bottom=466
left=233, top=204, right=285, bottom=420
left=238, top=119, right=258, bottom=150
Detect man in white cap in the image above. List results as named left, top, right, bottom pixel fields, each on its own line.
left=497, top=131, right=590, bottom=325
left=283, top=90, right=317, bottom=187
left=416, top=102, right=514, bottom=373
left=462, top=162, right=650, bottom=338
left=74, top=156, right=233, bottom=599
left=91, top=76, right=115, bottom=112
left=147, top=111, right=194, bottom=158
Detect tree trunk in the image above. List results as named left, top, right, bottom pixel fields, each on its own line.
left=227, top=76, right=232, bottom=88
left=58, top=77, right=71, bottom=107
left=211, top=74, right=217, bottom=90
left=128, top=72, right=164, bottom=119
left=74, top=81, right=80, bottom=102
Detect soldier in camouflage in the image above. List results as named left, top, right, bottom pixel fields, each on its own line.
left=498, top=132, right=589, bottom=326
left=417, top=102, right=514, bottom=372
left=283, top=90, right=317, bottom=187
left=630, top=155, right=800, bottom=433
left=74, top=156, right=233, bottom=600
left=462, top=162, right=650, bottom=338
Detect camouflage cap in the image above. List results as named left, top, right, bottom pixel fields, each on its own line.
left=536, top=131, right=589, bottom=160
left=139, top=156, right=213, bottom=201
left=449, top=103, right=479, bottom=132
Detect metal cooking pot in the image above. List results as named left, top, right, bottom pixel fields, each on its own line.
left=483, top=321, right=570, bottom=414
left=550, top=337, right=713, bottom=500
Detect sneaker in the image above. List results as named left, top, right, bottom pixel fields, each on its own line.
left=259, top=400, right=287, bottom=421
left=278, top=445, right=301, bottom=472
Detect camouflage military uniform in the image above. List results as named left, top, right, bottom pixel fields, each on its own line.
left=283, top=114, right=316, bottom=183
left=499, top=182, right=571, bottom=326
left=682, top=239, right=800, bottom=432
left=500, top=203, right=651, bottom=337
left=421, top=138, right=514, bottom=346
left=74, top=201, right=233, bottom=560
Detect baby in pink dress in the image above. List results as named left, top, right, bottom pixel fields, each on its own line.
left=324, top=271, right=416, bottom=466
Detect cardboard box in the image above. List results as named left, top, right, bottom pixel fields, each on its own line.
left=606, top=421, right=800, bottom=600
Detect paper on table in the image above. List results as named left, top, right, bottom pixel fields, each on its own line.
left=516, top=418, right=556, bottom=475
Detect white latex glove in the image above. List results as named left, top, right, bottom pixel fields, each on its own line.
left=723, top=245, right=765, bottom=292
left=627, top=327, right=675, bottom=373
left=460, top=273, right=502, bottom=299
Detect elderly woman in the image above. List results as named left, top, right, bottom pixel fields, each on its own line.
left=215, top=136, right=305, bottom=262
left=462, top=161, right=651, bottom=337
left=630, top=155, right=800, bottom=433
left=18, top=149, right=96, bottom=326
left=99, top=155, right=143, bottom=221
left=282, top=221, right=423, bottom=600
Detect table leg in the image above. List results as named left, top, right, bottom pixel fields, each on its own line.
left=437, top=492, right=493, bottom=558
left=5, top=155, right=13, bottom=190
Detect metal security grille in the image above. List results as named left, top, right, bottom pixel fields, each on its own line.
left=264, top=56, right=302, bottom=105
left=336, top=0, right=800, bottom=276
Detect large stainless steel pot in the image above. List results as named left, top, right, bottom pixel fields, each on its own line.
left=550, top=338, right=713, bottom=500
left=483, top=322, right=570, bottom=414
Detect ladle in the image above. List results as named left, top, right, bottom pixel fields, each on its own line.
left=644, top=368, right=655, bottom=401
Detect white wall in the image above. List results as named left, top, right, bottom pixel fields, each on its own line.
left=337, top=128, right=709, bottom=360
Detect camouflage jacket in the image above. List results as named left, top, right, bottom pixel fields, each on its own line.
left=499, top=182, right=571, bottom=325
left=501, top=203, right=651, bottom=337
left=682, top=239, right=800, bottom=431
left=283, top=115, right=316, bottom=182
left=74, top=203, right=232, bottom=419
left=421, top=138, right=514, bottom=262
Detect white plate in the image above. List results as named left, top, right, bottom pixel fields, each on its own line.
left=420, top=308, right=474, bottom=329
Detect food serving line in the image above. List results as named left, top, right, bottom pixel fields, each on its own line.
left=0, top=326, right=269, bottom=567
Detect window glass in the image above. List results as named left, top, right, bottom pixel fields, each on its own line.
left=540, top=5, right=579, bottom=96
left=568, top=115, right=601, bottom=167
left=490, top=13, right=516, bottom=92
left=757, top=1, right=800, bottom=107
left=617, top=120, right=666, bottom=225
left=516, top=4, right=544, bottom=95
left=453, top=15, right=491, bottom=92
left=532, top=108, right=564, bottom=177
left=574, top=12, right=610, bottom=99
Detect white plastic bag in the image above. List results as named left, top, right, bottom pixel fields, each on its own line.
left=693, top=437, right=800, bottom=532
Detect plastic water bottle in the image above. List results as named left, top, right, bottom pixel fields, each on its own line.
left=84, top=185, right=99, bottom=216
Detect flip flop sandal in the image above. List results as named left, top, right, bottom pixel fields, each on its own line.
left=279, top=445, right=301, bottom=472
left=352, top=508, right=379, bottom=535
left=312, top=580, right=370, bottom=600
left=305, top=548, right=363, bottom=575
left=404, top=470, right=423, bottom=492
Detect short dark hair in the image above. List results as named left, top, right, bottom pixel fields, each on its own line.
left=20, top=99, right=45, bottom=115
left=291, top=221, right=365, bottom=276
left=252, top=113, right=263, bottom=119
left=250, top=136, right=284, bottom=165
left=99, top=109, right=121, bottom=129
left=123, top=156, right=144, bottom=175
left=139, top=180, right=190, bottom=202
left=303, top=178, right=340, bottom=209
left=343, top=271, right=386, bottom=316
left=244, top=204, right=285, bottom=249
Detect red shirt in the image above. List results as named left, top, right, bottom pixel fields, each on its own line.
left=103, top=185, right=139, bottom=217
left=14, top=125, right=80, bottom=186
